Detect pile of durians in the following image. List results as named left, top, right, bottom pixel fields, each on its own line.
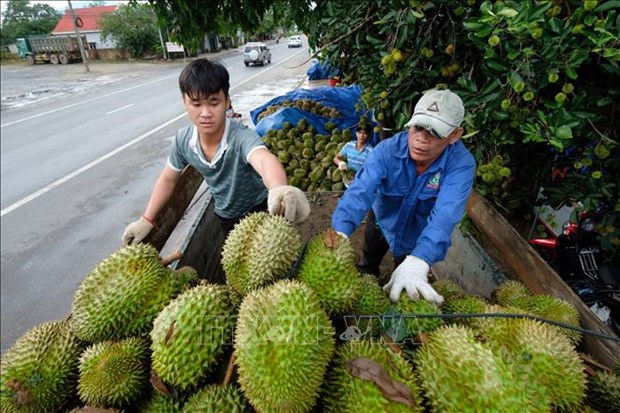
left=263, top=117, right=371, bottom=191
left=1, top=213, right=619, bottom=413
left=256, top=98, right=342, bottom=121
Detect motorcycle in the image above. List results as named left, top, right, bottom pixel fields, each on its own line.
left=529, top=206, right=620, bottom=335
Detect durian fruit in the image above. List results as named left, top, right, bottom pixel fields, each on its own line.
left=222, top=212, right=302, bottom=297
left=387, top=293, right=443, bottom=341
left=181, top=384, right=248, bottom=412
left=235, top=279, right=335, bottom=413
left=71, top=244, right=192, bottom=342
left=414, top=325, right=550, bottom=413
left=323, top=340, right=424, bottom=413
left=150, top=284, right=235, bottom=392
left=77, top=337, right=150, bottom=408
left=297, top=229, right=362, bottom=314
left=505, top=319, right=586, bottom=410
left=441, top=295, right=488, bottom=326
left=350, top=274, right=391, bottom=337
left=494, top=279, right=532, bottom=308
left=68, top=407, right=123, bottom=412
left=585, top=369, right=620, bottom=413
left=430, top=278, right=467, bottom=303
left=521, top=294, right=582, bottom=345
left=1, top=320, right=84, bottom=413
left=137, top=392, right=184, bottom=412
left=167, top=266, right=199, bottom=291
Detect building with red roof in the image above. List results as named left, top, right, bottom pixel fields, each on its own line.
left=52, top=5, right=119, bottom=51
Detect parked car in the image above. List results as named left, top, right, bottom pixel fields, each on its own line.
left=243, top=42, right=271, bottom=66
left=288, top=35, right=303, bottom=48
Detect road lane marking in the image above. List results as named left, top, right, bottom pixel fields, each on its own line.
left=106, top=103, right=134, bottom=115
left=0, top=112, right=187, bottom=217
left=0, top=74, right=178, bottom=128
left=1, top=49, right=309, bottom=216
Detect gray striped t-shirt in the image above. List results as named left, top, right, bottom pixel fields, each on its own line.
left=167, top=119, right=268, bottom=219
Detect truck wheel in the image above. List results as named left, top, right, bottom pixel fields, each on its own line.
left=50, top=54, right=59, bottom=64
left=58, top=54, right=69, bottom=65
left=26, top=55, right=35, bottom=65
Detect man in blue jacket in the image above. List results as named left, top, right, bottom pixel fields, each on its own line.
left=332, top=89, right=475, bottom=304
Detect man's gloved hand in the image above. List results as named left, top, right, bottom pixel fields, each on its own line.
left=267, top=185, right=311, bottom=224
left=382, top=255, right=444, bottom=305
left=122, top=216, right=154, bottom=245
left=338, top=161, right=348, bottom=171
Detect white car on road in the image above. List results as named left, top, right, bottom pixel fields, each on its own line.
left=288, top=35, right=303, bottom=48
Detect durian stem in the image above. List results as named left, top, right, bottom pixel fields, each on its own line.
left=382, top=334, right=404, bottom=354
left=223, top=352, right=237, bottom=385
left=160, top=250, right=183, bottom=267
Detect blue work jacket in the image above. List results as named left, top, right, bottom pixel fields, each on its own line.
left=331, top=131, right=475, bottom=265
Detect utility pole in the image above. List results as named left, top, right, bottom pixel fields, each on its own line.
left=67, top=0, right=89, bottom=72
left=158, top=27, right=168, bottom=61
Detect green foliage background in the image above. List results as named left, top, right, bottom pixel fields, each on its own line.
left=298, top=0, right=620, bottom=263
left=100, top=4, right=161, bottom=59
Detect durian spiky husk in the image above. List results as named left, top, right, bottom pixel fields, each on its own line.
left=505, top=319, right=586, bottom=410
left=493, top=279, right=532, bottom=308
left=77, top=337, right=149, bottom=408
left=1, top=320, right=84, bottom=413
left=323, top=340, right=424, bottom=413
left=441, top=295, right=488, bottom=326
left=585, top=369, right=620, bottom=413
left=431, top=278, right=467, bottom=303
left=136, top=392, right=184, bottom=412
left=297, top=229, right=362, bottom=314
left=414, top=325, right=550, bottom=413
left=222, top=212, right=302, bottom=297
left=235, top=279, right=335, bottom=413
left=521, top=294, right=582, bottom=345
left=350, top=274, right=391, bottom=337
left=181, top=384, right=248, bottom=412
left=71, top=244, right=186, bottom=342
left=390, top=293, right=443, bottom=339
left=150, top=284, right=235, bottom=392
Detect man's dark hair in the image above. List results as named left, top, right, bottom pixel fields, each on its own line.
left=179, top=58, right=230, bottom=100
left=356, top=123, right=371, bottom=134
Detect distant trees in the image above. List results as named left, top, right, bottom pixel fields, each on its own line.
left=0, top=0, right=61, bottom=47
left=99, top=3, right=160, bottom=59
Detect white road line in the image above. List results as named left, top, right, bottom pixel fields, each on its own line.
left=1, top=49, right=308, bottom=216
left=0, top=74, right=178, bottom=128
left=0, top=112, right=187, bottom=217
left=106, top=103, right=134, bottom=115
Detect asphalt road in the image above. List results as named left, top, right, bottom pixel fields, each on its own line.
left=0, top=41, right=313, bottom=353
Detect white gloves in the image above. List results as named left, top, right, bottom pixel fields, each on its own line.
left=122, top=216, right=154, bottom=245
left=335, top=231, right=348, bottom=239
left=338, top=161, right=348, bottom=171
left=267, top=185, right=311, bottom=224
left=383, top=255, right=444, bottom=305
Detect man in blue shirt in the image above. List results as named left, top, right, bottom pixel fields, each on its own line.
left=332, top=89, right=475, bottom=304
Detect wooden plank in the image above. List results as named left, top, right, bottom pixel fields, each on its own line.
left=143, top=166, right=203, bottom=251
left=466, top=190, right=620, bottom=369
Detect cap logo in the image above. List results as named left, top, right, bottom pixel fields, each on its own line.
left=427, top=102, right=440, bottom=112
